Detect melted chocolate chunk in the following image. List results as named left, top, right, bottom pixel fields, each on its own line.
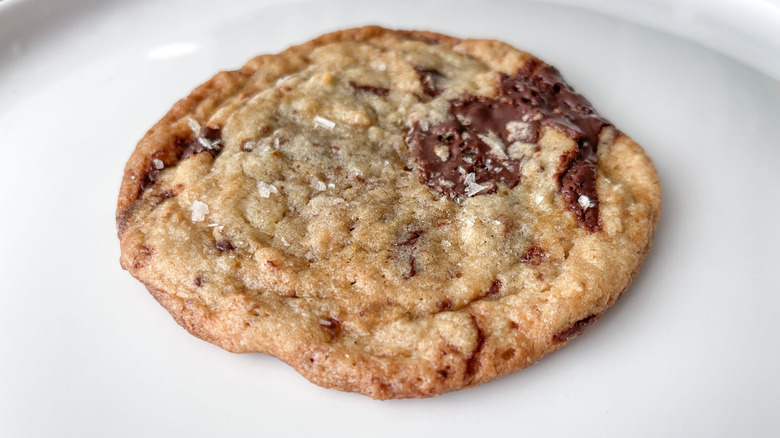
left=407, top=61, right=609, bottom=231
left=413, top=65, right=444, bottom=97
left=349, top=81, right=389, bottom=96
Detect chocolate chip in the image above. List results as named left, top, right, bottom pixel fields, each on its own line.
left=395, top=229, right=424, bottom=247
left=319, top=317, right=342, bottom=341
left=349, top=81, right=389, bottom=96
left=520, top=245, right=546, bottom=266
left=179, top=124, right=224, bottom=160
left=403, top=253, right=417, bottom=279
left=465, top=317, right=486, bottom=377
left=215, top=240, right=235, bottom=252
left=436, top=299, right=452, bottom=312
left=483, top=279, right=502, bottom=299
left=554, top=313, right=600, bottom=342
left=413, top=65, right=444, bottom=97
left=193, top=275, right=204, bottom=287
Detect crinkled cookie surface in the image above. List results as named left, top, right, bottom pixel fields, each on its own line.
left=117, top=26, right=661, bottom=399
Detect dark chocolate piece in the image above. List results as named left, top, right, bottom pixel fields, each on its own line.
left=554, top=313, right=600, bottom=342
left=520, top=245, right=546, bottom=266
left=349, top=81, right=389, bottom=96
left=407, top=61, right=609, bottom=231
left=413, top=65, right=444, bottom=97
left=180, top=124, right=223, bottom=160
left=319, top=317, right=342, bottom=341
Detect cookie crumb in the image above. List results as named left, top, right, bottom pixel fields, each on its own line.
left=313, top=115, right=336, bottom=130
left=191, top=200, right=209, bottom=222
left=433, top=145, right=449, bottom=161
left=506, top=121, right=532, bottom=142
left=257, top=181, right=278, bottom=198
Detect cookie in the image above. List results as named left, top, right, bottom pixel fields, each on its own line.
left=117, top=26, right=661, bottom=399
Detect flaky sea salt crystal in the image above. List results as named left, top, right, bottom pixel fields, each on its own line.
left=242, top=140, right=256, bottom=152
left=578, top=195, right=596, bottom=209
left=190, top=200, right=209, bottom=222
left=442, top=240, right=451, bottom=247
left=198, top=136, right=214, bottom=150
left=208, top=222, right=219, bottom=227
left=257, top=181, right=278, bottom=198
left=281, top=237, right=290, bottom=247
left=327, top=183, right=335, bottom=190
left=305, top=251, right=316, bottom=260
left=187, top=117, right=201, bottom=135
left=313, top=115, right=336, bottom=130
left=311, top=180, right=327, bottom=191
left=535, top=194, right=545, bottom=205
left=463, top=172, right=488, bottom=197
left=152, top=158, right=164, bottom=170
left=478, top=131, right=507, bottom=159
left=319, top=319, right=332, bottom=326
left=465, top=183, right=487, bottom=197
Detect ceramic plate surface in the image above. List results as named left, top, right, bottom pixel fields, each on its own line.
left=1, top=0, right=778, bottom=436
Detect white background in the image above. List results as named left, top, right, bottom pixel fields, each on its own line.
left=1, top=0, right=779, bottom=436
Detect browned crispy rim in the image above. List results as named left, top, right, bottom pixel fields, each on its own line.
left=117, top=26, right=662, bottom=399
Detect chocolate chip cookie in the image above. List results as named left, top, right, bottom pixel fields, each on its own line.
left=117, top=26, right=661, bottom=399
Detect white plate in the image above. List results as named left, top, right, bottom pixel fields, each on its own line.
left=1, top=0, right=779, bottom=436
